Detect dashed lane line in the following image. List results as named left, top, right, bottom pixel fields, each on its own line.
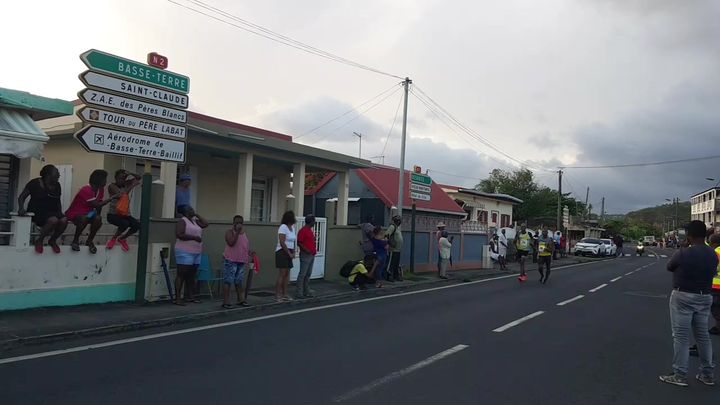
left=589, top=283, right=608, bottom=293
left=610, top=276, right=623, bottom=282
left=556, top=295, right=585, bottom=306
left=334, top=344, right=469, bottom=402
left=492, top=311, right=545, bottom=333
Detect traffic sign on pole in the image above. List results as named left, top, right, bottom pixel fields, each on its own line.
left=80, top=49, right=189, bottom=94
left=74, top=126, right=186, bottom=163
left=410, top=191, right=431, bottom=201
left=80, top=71, right=188, bottom=109
left=78, top=89, right=187, bottom=124
left=77, top=106, right=186, bottom=139
left=410, top=183, right=431, bottom=194
left=410, top=172, right=432, bottom=186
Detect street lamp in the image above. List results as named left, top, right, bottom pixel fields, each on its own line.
left=352, top=131, right=362, bottom=158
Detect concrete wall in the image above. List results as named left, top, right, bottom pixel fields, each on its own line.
left=0, top=245, right=136, bottom=310
left=323, top=226, right=363, bottom=283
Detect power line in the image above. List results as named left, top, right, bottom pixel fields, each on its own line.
left=303, top=86, right=402, bottom=145
left=426, top=168, right=485, bottom=182
left=409, top=89, right=519, bottom=171
left=168, top=0, right=404, bottom=80
left=294, top=82, right=401, bottom=139
left=561, top=154, right=720, bottom=169
left=381, top=91, right=404, bottom=158
left=412, top=85, right=554, bottom=172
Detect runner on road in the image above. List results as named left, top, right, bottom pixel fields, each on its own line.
left=537, top=229, right=555, bottom=284
left=515, top=225, right=531, bottom=281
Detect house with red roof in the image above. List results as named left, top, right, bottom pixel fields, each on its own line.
left=308, top=165, right=492, bottom=272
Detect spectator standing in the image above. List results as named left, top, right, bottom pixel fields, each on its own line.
left=65, top=169, right=117, bottom=254
left=436, top=222, right=447, bottom=274
left=17, top=164, right=68, bottom=254
left=371, top=227, right=388, bottom=287
left=386, top=215, right=404, bottom=282
left=498, top=229, right=508, bottom=271
left=106, top=169, right=141, bottom=252
left=439, top=231, right=452, bottom=279
left=296, top=215, right=318, bottom=299
left=174, top=205, right=208, bottom=305
left=659, top=221, right=717, bottom=387
left=348, top=254, right=377, bottom=290
left=553, top=231, right=562, bottom=260
left=560, top=234, right=567, bottom=258
left=175, top=173, right=192, bottom=217
left=275, top=211, right=297, bottom=302
left=709, top=234, right=720, bottom=336
left=222, top=215, right=252, bottom=308
left=360, top=215, right=375, bottom=255
left=614, top=235, right=624, bottom=257
left=489, top=235, right=499, bottom=265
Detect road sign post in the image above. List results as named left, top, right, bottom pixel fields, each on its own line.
left=76, top=49, right=190, bottom=304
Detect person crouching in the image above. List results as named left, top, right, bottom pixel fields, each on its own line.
left=348, top=254, right=377, bottom=291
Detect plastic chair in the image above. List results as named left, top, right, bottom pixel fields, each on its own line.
left=196, top=254, right=223, bottom=299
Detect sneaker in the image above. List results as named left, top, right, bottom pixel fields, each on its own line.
left=118, top=239, right=130, bottom=252
left=106, top=238, right=117, bottom=250
left=352, top=285, right=360, bottom=291
left=696, top=374, right=715, bottom=386
left=659, top=374, right=689, bottom=387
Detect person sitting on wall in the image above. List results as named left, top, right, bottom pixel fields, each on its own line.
left=65, top=169, right=118, bottom=254
left=348, top=254, right=377, bottom=291
left=17, top=164, right=68, bottom=254
left=106, top=169, right=142, bottom=252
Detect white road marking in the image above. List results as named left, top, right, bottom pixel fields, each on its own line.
left=0, top=260, right=604, bottom=365
left=610, top=276, right=622, bottom=283
left=660, top=254, right=667, bottom=258
left=625, top=254, right=632, bottom=257
left=333, top=344, right=469, bottom=402
left=556, top=295, right=585, bottom=306
left=636, top=254, right=640, bottom=257
left=492, top=311, right=545, bottom=332
left=589, top=283, right=608, bottom=293
left=625, top=271, right=634, bottom=276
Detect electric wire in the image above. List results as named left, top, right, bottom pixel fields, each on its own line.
left=169, top=0, right=405, bottom=80
left=381, top=91, right=404, bottom=159
left=560, top=154, right=720, bottom=169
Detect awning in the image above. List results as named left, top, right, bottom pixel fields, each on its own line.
left=0, top=88, right=73, bottom=159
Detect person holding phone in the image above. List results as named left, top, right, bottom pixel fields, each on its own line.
left=106, top=169, right=141, bottom=252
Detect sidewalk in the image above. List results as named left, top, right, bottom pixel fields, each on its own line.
left=0, top=255, right=604, bottom=351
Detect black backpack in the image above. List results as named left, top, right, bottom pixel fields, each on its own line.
left=340, top=260, right=360, bottom=277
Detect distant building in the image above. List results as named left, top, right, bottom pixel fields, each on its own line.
left=439, top=185, right=522, bottom=234
left=691, top=187, right=720, bottom=231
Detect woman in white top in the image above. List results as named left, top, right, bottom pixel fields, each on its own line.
left=439, top=231, right=453, bottom=279
left=275, top=210, right=297, bottom=302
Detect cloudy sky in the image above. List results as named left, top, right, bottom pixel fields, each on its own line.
left=2, top=0, right=718, bottom=213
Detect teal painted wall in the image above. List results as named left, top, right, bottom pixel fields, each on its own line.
left=0, top=283, right=135, bottom=311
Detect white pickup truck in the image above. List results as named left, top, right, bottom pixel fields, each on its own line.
left=643, top=236, right=657, bottom=246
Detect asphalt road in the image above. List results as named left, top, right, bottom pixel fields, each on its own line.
left=1, top=248, right=718, bottom=404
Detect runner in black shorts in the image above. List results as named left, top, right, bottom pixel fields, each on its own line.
left=515, top=225, right=531, bottom=280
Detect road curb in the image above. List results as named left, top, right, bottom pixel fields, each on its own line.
left=1, top=257, right=608, bottom=352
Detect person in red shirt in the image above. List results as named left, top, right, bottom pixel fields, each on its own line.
left=295, top=215, right=318, bottom=299
left=65, top=169, right=117, bottom=254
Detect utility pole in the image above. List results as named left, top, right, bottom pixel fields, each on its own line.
left=352, top=131, right=362, bottom=158
left=675, top=197, right=679, bottom=232
left=600, top=197, right=605, bottom=224
left=584, top=187, right=590, bottom=219
left=557, top=169, right=563, bottom=232
left=397, top=77, right=411, bottom=216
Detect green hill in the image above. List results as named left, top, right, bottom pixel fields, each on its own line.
left=625, top=201, right=690, bottom=227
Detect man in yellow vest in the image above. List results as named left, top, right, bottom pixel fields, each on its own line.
left=709, top=233, right=720, bottom=335
left=536, top=229, right=555, bottom=284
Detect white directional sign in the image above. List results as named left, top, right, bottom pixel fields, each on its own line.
left=80, top=71, right=189, bottom=109
left=410, top=191, right=432, bottom=201
left=75, top=126, right=186, bottom=163
left=77, top=107, right=186, bottom=139
left=79, top=89, right=187, bottom=124
left=410, top=183, right=431, bottom=194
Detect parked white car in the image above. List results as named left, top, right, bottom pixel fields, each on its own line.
left=600, top=239, right=616, bottom=256
left=573, top=237, right=606, bottom=257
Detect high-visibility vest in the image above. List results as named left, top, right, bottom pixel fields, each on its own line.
left=714, top=247, right=720, bottom=291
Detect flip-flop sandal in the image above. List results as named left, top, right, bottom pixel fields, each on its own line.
left=221, top=304, right=233, bottom=309
left=86, top=242, right=97, bottom=254
left=173, top=301, right=186, bottom=306
left=49, top=242, right=61, bottom=254
left=238, top=301, right=251, bottom=307
left=71, top=242, right=80, bottom=252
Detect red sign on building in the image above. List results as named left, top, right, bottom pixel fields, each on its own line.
left=147, top=52, right=168, bottom=70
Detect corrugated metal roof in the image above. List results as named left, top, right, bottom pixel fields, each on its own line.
left=0, top=88, right=73, bottom=120
left=0, top=108, right=49, bottom=158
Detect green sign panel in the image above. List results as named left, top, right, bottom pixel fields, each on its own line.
left=80, top=49, right=190, bottom=94
left=411, top=172, right=432, bottom=186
